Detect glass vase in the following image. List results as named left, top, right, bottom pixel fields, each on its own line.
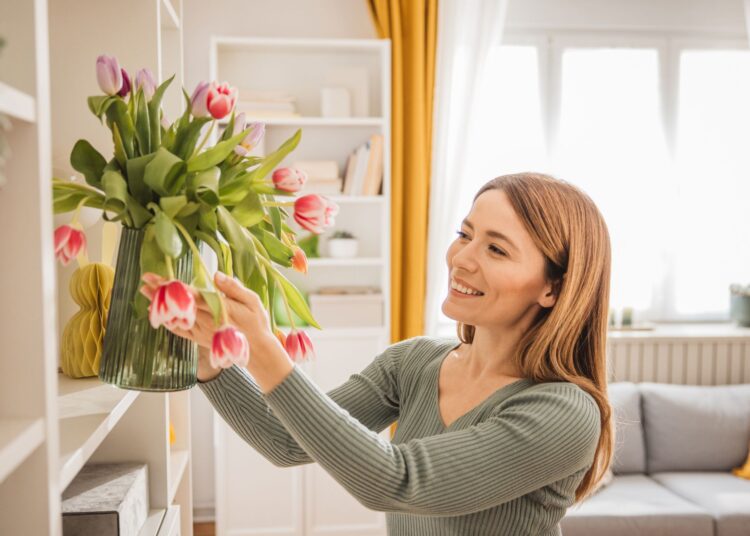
left=99, top=226, right=197, bottom=391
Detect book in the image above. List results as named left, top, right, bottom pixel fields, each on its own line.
left=342, top=150, right=358, bottom=195
left=362, top=134, right=384, bottom=196
left=350, top=141, right=370, bottom=195
left=293, top=160, right=339, bottom=180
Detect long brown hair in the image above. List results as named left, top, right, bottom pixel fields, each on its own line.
left=456, top=172, right=614, bottom=503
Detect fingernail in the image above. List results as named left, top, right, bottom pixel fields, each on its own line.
left=216, top=271, right=227, bottom=282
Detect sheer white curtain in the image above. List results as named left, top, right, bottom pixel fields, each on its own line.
left=423, top=0, right=509, bottom=336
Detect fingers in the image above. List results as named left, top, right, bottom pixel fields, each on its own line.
left=214, top=271, right=261, bottom=309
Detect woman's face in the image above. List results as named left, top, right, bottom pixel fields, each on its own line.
left=442, top=189, right=557, bottom=330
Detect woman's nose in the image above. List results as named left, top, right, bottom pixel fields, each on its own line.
left=451, top=242, right=478, bottom=271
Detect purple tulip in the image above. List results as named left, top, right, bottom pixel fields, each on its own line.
left=135, top=68, right=157, bottom=101
left=190, top=81, right=210, bottom=118
left=96, top=55, right=123, bottom=96
left=118, top=68, right=131, bottom=97
left=235, top=122, right=266, bottom=156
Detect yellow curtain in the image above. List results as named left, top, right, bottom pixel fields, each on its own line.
left=367, top=0, right=438, bottom=439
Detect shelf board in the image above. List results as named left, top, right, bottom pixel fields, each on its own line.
left=221, top=116, right=384, bottom=127
left=307, top=326, right=386, bottom=339
left=138, top=509, right=166, bottom=536
left=214, top=36, right=388, bottom=53
left=160, top=0, right=180, bottom=29
left=0, top=81, right=36, bottom=122
left=58, top=374, right=140, bottom=489
left=168, top=449, right=189, bottom=503
left=306, top=257, right=384, bottom=267
left=324, top=195, right=384, bottom=203
left=0, top=418, right=45, bottom=483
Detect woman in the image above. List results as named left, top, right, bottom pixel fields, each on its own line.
left=141, top=171, right=614, bottom=536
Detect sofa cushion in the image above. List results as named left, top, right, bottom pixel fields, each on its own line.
left=640, top=382, right=750, bottom=473
left=651, top=472, right=750, bottom=536
left=608, top=382, right=647, bottom=474
left=561, top=474, right=714, bottom=536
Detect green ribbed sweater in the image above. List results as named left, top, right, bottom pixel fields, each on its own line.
left=198, top=335, right=601, bottom=536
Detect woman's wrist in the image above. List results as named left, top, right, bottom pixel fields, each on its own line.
left=197, top=345, right=222, bottom=382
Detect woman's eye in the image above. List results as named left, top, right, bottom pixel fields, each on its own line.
left=455, top=230, right=468, bottom=239
left=489, top=245, right=507, bottom=256
left=455, top=230, right=506, bottom=256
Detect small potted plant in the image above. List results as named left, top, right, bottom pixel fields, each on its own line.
left=327, top=230, right=358, bottom=258
left=730, top=283, right=750, bottom=327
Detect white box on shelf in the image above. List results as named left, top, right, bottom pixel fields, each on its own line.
left=62, top=462, right=149, bottom=536
left=309, top=293, right=383, bottom=328
left=321, top=87, right=351, bottom=118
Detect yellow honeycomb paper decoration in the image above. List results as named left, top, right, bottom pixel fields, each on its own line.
left=733, top=442, right=750, bottom=480
left=60, top=262, right=115, bottom=378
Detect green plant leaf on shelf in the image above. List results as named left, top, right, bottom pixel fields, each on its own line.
left=144, top=146, right=187, bottom=196
left=272, top=267, right=321, bottom=329
left=70, top=139, right=107, bottom=189
left=154, top=211, right=183, bottom=259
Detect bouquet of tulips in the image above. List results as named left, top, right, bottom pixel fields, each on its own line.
left=52, top=54, right=340, bottom=368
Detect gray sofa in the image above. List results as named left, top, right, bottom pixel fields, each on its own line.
left=561, top=381, right=750, bottom=536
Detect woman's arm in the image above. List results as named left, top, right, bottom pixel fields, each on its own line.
left=197, top=337, right=416, bottom=467
left=256, top=370, right=601, bottom=516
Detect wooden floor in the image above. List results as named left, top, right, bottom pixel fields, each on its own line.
left=194, top=522, right=215, bottom=536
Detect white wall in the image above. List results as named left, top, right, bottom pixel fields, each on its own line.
left=182, top=0, right=375, bottom=518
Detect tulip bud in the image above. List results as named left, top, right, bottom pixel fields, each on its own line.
left=134, top=68, right=157, bottom=101
left=118, top=68, right=131, bottom=98
left=54, top=224, right=87, bottom=266
left=290, top=246, right=308, bottom=274
left=190, top=81, right=211, bottom=118
left=293, top=194, right=339, bottom=234
left=274, top=328, right=287, bottom=349
left=232, top=112, right=247, bottom=135
left=148, top=280, right=197, bottom=331
left=234, top=122, right=265, bottom=157
left=96, top=55, right=123, bottom=96
left=211, top=325, right=250, bottom=368
left=284, top=329, right=315, bottom=363
left=272, top=167, right=307, bottom=192
left=206, top=81, right=237, bottom=120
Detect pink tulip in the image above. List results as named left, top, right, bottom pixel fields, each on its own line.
left=206, top=82, right=237, bottom=120
left=293, top=194, right=339, bottom=234
left=190, top=81, right=211, bottom=118
left=273, top=167, right=307, bottom=192
left=117, top=68, right=131, bottom=98
left=274, top=328, right=287, bottom=349
left=54, top=224, right=87, bottom=266
left=284, top=329, right=315, bottom=363
left=148, top=280, right=197, bottom=331
left=290, top=246, right=308, bottom=274
left=134, top=68, right=156, bottom=100
left=234, top=121, right=265, bottom=156
left=211, top=325, right=250, bottom=368
left=96, top=55, right=123, bottom=96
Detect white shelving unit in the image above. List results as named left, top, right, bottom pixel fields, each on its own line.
left=0, top=0, right=193, bottom=534
left=207, top=36, right=392, bottom=535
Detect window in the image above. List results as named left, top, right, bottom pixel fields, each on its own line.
left=448, top=33, right=749, bottom=326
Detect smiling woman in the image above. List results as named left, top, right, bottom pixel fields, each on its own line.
left=191, top=171, right=615, bottom=536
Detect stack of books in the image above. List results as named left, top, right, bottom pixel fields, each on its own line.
left=292, top=160, right=342, bottom=194
left=236, top=89, right=301, bottom=119
left=342, top=133, right=384, bottom=196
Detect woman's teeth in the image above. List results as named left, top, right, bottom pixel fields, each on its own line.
left=451, top=280, right=484, bottom=296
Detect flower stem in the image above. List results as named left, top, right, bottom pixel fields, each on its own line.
left=171, top=218, right=212, bottom=286
left=192, top=121, right=216, bottom=158
left=166, top=255, right=176, bottom=280
left=278, top=280, right=296, bottom=330
left=70, top=196, right=90, bottom=226
left=262, top=201, right=295, bottom=207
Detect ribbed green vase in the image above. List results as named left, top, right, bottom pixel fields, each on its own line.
left=99, top=226, right=197, bottom=391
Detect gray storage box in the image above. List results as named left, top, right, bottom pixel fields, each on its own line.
left=62, top=462, right=149, bottom=536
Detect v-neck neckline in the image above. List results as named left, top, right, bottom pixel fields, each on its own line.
left=433, top=341, right=533, bottom=431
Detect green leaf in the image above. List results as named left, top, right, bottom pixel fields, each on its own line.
left=250, top=227, right=293, bottom=266
left=105, top=98, right=135, bottom=159
left=273, top=268, right=321, bottom=329
left=220, top=111, right=236, bottom=142
left=134, top=89, right=151, bottom=156
left=70, top=140, right=107, bottom=189
left=195, top=230, right=226, bottom=273
left=176, top=201, right=201, bottom=219
left=140, top=223, right=169, bottom=281
left=159, top=195, right=188, bottom=218
left=101, top=170, right=129, bottom=216
left=172, top=117, right=211, bottom=160
left=87, top=95, right=116, bottom=120
left=148, top=74, right=174, bottom=151
left=198, top=205, right=218, bottom=232
left=247, top=128, right=301, bottom=181
left=127, top=197, right=153, bottom=228
left=143, top=147, right=187, bottom=196
left=125, top=152, right=157, bottom=205
left=198, top=288, right=222, bottom=325
left=217, top=206, right=257, bottom=285
left=112, top=123, right=127, bottom=168
left=269, top=204, right=283, bottom=239
left=187, top=126, right=251, bottom=173
left=187, top=166, right=221, bottom=207
left=231, top=191, right=264, bottom=227
left=154, top=211, right=183, bottom=258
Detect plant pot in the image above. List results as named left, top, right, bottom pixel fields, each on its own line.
left=327, top=238, right=358, bottom=258
left=99, top=227, right=197, bottom=391
left=730, top=292, right=750, bottom=327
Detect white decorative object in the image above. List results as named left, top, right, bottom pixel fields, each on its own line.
left=321, top=87, right=351, bottom=117
left=308, top=293, right=384, bottom=327
left=327, top=237, right=359, bottom=258
left=325, top=66, right=370, bottom=117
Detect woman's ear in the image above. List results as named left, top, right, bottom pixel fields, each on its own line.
left=539, top=278, right=561, bottom=309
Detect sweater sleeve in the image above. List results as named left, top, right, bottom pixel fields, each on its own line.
left=196, top=336, right=417, bottom=467
left=259, top=365, right=601, bottom=516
